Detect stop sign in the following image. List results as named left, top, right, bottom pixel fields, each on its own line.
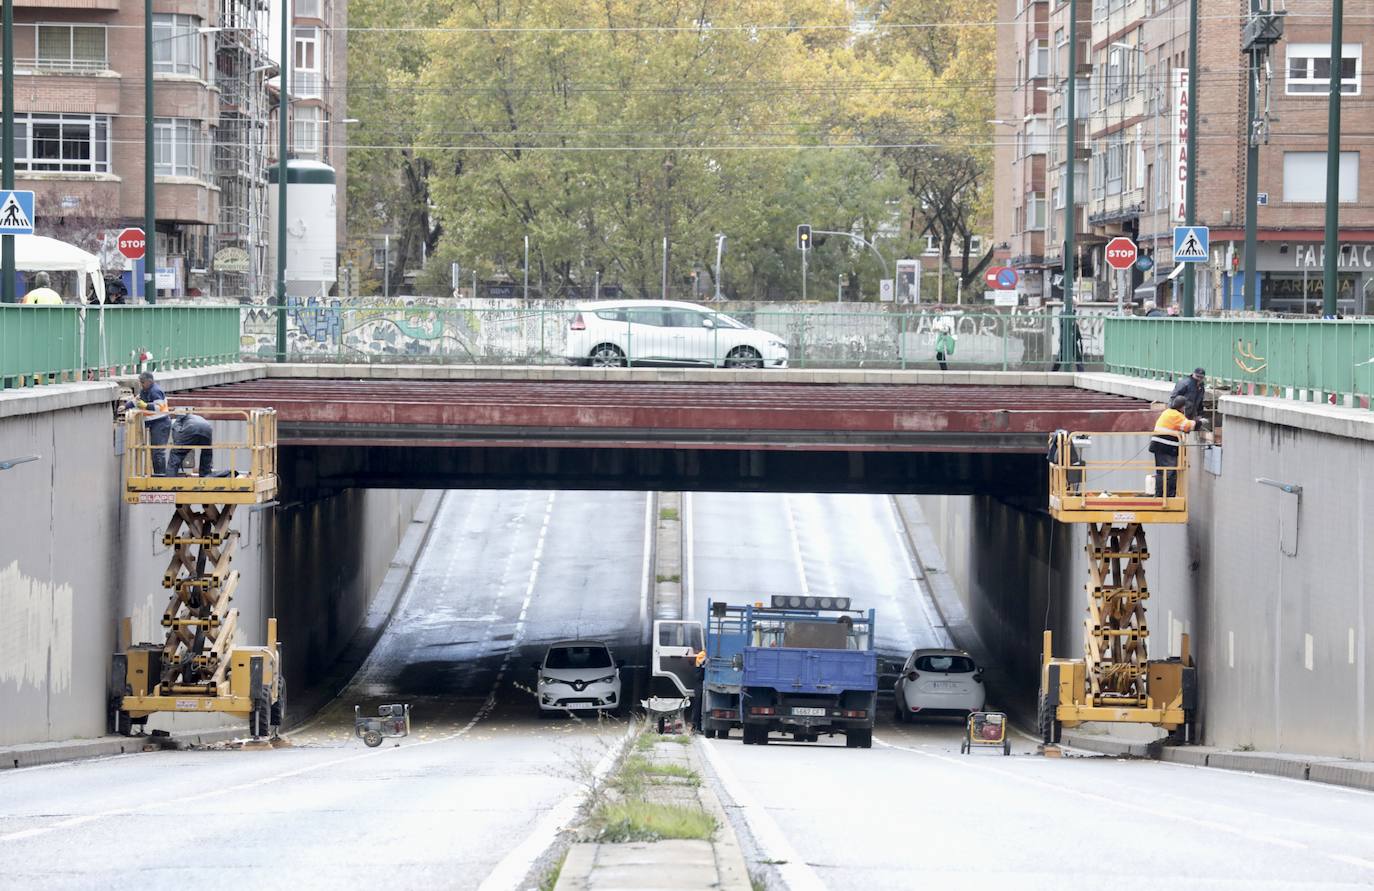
left=1105, top=236, right=1138, bottom=270
left=117, top=227, right=146, bottom=261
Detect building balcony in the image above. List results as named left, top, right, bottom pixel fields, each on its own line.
left=154, top=178, right=219, bottom=225
left=17, top=0, right=120, bottom=9
left=15, top=71, right=121, bottom=115
left=1089, top=201, right=1144, bottom=227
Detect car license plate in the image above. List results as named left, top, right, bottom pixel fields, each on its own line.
left=791, top=707, right=826, bottom=717
left=934, top=681, right=961, bottom=690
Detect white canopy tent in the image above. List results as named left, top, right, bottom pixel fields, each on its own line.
left=12, top=233, right=106, bottom=303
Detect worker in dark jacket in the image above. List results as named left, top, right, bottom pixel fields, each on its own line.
left=168, top=412, right=214, bottom=477
left=1170, top=367, right=1206, bottom=420
left=126, top=371, right=170, bottom=475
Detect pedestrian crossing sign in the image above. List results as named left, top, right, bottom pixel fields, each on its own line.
left=0, top=190, right=34, bottom=235
left=1173, top=226, right=1209, bottom=263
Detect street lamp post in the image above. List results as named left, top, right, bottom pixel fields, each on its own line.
left=1323, top=0, right=1344, bottom=317
left=713, top=233, right=725, bottom=302
left=811, top=229, right=889, bottom=279
left=144, top=0, right=155, bottom=303
left=2, top=0, right=14, bottom=304
left=523, top=234, right=529, bottom=300
left=1183, top=0, right=1199, bottom=316
left=1062, top=0, right=1079, bottom=365
left=275, top=1, right=289, bottom=360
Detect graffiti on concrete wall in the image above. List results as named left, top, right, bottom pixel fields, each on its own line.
left=237, top=297, right=1106, bottom=368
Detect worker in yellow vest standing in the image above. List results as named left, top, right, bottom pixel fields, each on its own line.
left=21, top=271, right=63, bottom=304
left=1149, top=396, right=1200, bottom=497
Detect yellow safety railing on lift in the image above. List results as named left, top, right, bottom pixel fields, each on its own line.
left=123, top=407, right=278, bottom=505
left=1047, top=429, right=1189, bottom=525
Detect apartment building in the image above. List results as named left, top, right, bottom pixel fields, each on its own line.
left=6, top=0, right=344, bottom=302
left=283, top=0, right=346, bottom=249
left=995, top=0, right=1374, bottom=314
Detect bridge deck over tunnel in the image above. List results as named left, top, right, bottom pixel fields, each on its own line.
left=180, top=379, right=1156, bottom=452
left=174, top=377, right=1157, bottom=495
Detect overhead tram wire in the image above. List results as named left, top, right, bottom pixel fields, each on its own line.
left=82, top=11, right=1371, bottom=37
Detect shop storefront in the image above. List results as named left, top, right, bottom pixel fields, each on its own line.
left=1217, top=241, right=1372, bottom=315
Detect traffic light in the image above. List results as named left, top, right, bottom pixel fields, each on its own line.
left=797, top=224, right=811, bottom=251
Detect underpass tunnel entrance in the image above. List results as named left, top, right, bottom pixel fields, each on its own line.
left=276, top=483, right=1041, bottom=743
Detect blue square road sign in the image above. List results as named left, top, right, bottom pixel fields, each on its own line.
left=0, top=190, right=35, bottom=235
left=1173, top=226, right=1209, bottom=263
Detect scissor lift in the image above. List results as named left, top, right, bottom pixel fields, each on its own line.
left=1039, top=430, right=1197, bottom=745
left=110, top=407, right=285, bottom=739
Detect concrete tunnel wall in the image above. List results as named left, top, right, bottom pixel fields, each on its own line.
left=0, top=382, right=422, bottom=746
left=918, top=401, right=1374, bottom=760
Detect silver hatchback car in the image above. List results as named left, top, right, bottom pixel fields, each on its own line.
left=893, top=648, right=986, bottom=720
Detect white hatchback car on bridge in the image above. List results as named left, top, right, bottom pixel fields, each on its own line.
left=566, top=300, right=789, bottom=368
left=893, top=648, right=986, bottom=720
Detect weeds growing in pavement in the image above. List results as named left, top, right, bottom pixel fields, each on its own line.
left=655, top=573, right=681, bottom=583
left=636, top=732, right=690, bottom=751
left=658, top=507, right=680, bottom=521
left=614, top=754, right=701, bottom=796
left=538, top=851, right=568, bottom=891
left=592, top=799, right=716, bottom=843
left=588, top=731, right=715, bottom=842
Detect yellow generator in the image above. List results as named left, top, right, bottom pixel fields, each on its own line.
left=109, top=406, right=286, bottom=739
left=1039, top=430, right=1198, bottom=745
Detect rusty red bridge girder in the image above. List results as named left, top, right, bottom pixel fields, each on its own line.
left=178, top=379, right=1155, bottom=453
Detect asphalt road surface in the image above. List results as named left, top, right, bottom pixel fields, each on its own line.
left=0, top=490, right=649, bottom=890
left=691, top=494, right=1374, bottom=891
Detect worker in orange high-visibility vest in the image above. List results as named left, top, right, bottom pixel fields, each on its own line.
left=1149, top=396, right=1201, bottom=497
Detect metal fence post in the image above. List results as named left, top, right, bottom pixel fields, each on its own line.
left=1001, top=314, right=1008, bottom=372
left=899, top=313, right=906, bottom=370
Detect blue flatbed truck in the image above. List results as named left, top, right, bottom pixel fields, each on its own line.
left=701, top=596, right=877, bottom=748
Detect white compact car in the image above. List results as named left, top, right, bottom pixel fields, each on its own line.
left=893, top=648, right=986, bottom=720
left=566, top=300, right=789, bottom=368
left=535, top=640, right=624, bottom=716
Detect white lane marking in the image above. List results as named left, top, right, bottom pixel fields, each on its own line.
left=782, top=494, right=811, bottom=596
left=697, top=738, right=827, bottom=891
left=683, top=491, right=695, bottom=621
left=874, top=737, right=1327, bottom=857
left=887, top=497, right=947, bottom=647
left=478, top=721, right=636, bottom=891
left=468, top=492, right=556, bottom=730
left=640, top=493, right=653, bottom=630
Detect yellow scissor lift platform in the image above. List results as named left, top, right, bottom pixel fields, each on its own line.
left=110, top=407, right=286, bottom=738
left=1039, top=430, right=1198, bottom=746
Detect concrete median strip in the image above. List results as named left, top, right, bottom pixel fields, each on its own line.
left=554, top=732, right=751, bottom=891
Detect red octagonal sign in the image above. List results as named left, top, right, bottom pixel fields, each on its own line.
left=1105, top=236, right=1138, bottom=270
left=117, top=227, right=146, bottom=261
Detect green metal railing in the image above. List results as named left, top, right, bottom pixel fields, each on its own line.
left=244, top=304, right=1101, bottom=371
left=1105, top=317, right=1374, bottom=410
left=0, top=305, right=240, bottom=389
